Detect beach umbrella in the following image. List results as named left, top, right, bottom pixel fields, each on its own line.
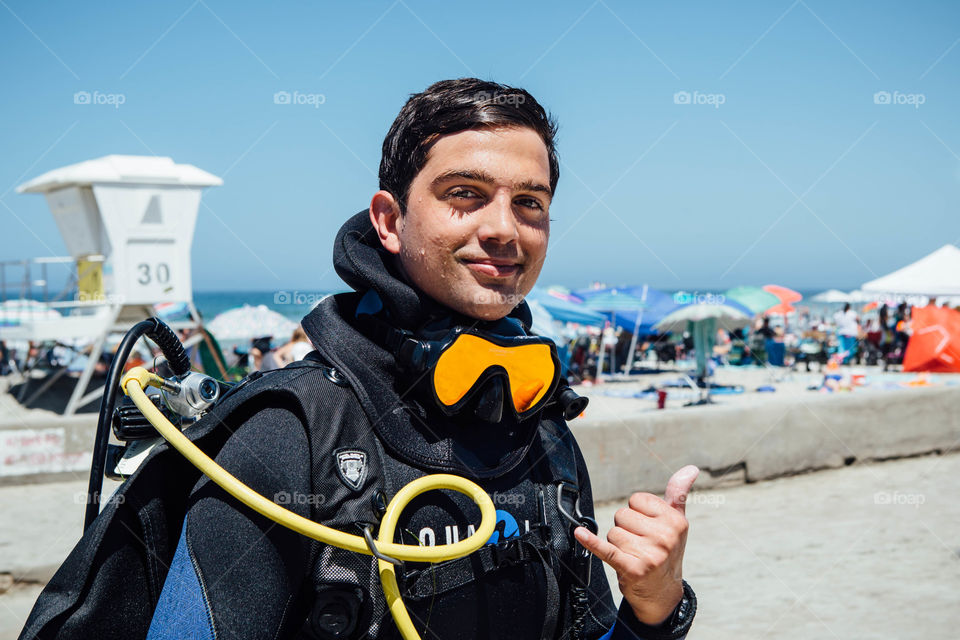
left=811, top=289, right=851, bottom=303
left=765, top=302, right=796, bottom=316
left=655, top=302, right=751, bottom=396
left=575, top=285, right=683, bottom=373
left=581, top=290, right=648, bottom=312
left=525, top=287, right=605, bottom=325
left=762, top=284, right=803, bottom=304
left=526, top=299, right=562, bottom=342
left=0, top=299, right=61, bottom=327
left=544, top=285, right=581, bottom=303
left=207, top=304, right=298, bottom=342
left=724, top=286, right=780, bottom=314
left=653, top=302, right=752, bottom=332
left=763, top=285, right=802, bottom=328
left=579, top=289, right=647, bottom=376
left=153, top=301, right=191, bottom=321
left=574, top=286, right=679, bottom=332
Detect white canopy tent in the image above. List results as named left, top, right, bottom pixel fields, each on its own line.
left=862, top=245, right=960, bottom=297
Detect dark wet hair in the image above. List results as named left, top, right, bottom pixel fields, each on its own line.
left=379, top=78, right=559, bottom=213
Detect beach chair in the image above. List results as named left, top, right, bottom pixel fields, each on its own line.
left=197, top=328, right=247, bottom=380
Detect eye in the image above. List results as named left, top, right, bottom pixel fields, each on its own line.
left=515, top=197, right=544, bottom=211
left=447, top=188, right=481, bottom=200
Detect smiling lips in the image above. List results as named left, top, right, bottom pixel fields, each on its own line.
left=462, top=258, right=521, bottom=278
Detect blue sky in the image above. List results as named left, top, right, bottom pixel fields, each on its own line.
left=1, top=0, right=958, bottom=294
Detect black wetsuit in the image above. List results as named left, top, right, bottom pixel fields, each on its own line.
left=19, top=211, right=695, bottom=640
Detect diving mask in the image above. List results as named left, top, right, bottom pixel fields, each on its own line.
left=358, top=296, right=561, bottom=423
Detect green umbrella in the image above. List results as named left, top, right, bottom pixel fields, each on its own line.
left=723, top=286, right=780, bottom=315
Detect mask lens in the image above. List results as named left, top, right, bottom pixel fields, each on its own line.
left=433, top=334, right=557, bottom=416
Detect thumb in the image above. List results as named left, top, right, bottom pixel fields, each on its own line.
left=664, top=465, right=700, bottom=515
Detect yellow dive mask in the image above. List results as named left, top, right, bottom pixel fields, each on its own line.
left=362, top=308, right=562, bottom=423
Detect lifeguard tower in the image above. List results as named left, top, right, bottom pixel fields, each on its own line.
left=2, top=155, right=222, bottom=415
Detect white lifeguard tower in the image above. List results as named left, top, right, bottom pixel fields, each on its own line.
left=2, top=155, right=222, bottom=415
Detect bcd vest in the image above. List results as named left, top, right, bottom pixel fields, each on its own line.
left=19, top=352, right=596, bottom=640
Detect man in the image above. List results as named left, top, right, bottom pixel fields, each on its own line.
left=834, top=303, right=860, bottom=364
left=21, top=78, right=697, bottom=640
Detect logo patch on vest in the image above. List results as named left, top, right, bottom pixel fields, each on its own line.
left=334, top=449, right=367, bottom=491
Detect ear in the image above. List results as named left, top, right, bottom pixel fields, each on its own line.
left=369, top=190, right=402, bottom=255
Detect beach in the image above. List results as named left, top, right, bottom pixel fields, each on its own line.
left=2, top=453, right=957, bottom=639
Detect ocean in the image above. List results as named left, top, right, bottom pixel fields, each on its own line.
left=193, top=290, right=338, bottom=325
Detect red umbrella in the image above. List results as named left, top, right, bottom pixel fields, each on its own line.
left=762, top=284, right=803, bottom=304
left=903, top=306, right=960, bottom=373
left=765, top=302, right=796, bottom=316
left=762, top=285, right=802, bottom=330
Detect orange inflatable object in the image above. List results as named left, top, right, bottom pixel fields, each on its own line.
left=903, top=306, right=960, bottom=373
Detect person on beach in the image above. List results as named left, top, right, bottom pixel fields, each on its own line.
left=21, top=78, right=698, bottom=640
left=272, top=326, right=314, bottom=367
left=835, top=303, right=860, bottom=364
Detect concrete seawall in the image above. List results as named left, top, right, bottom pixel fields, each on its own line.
left=573, top=386, right=960, bottom=502
left=2, top=386, right=959, bottom=503
left=0, top=415, right=96, bottom=487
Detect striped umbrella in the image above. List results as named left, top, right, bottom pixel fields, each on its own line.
left=0, top=299, right=61, bottom=327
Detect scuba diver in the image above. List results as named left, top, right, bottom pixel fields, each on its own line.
left=20, top=78, right=698, bottom=640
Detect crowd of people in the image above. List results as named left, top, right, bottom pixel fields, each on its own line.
left=563, top=297, right=960, bottom=382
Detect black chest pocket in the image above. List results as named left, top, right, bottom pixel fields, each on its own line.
left=392, top=532, right=560, bottom=640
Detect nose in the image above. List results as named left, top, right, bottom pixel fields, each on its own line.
left=477, top=193, right=519, bottom=245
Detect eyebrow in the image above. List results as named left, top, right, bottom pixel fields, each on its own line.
left=430, top=169, right=553, bottom=198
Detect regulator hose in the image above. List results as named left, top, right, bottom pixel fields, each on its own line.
left=85, top=318, right=191, bottom=531
left=121, top=366, right=496, bottom=640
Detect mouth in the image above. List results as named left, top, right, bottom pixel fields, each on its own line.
left=461, top=257, right=522, bottom=278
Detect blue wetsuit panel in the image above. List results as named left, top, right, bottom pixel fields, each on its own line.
left=146, top=519, right=215, bottom=640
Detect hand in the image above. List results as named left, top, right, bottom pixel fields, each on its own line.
left=574, top=465, right=699, bottom=626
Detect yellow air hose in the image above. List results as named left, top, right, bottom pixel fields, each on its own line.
left=121, top=367, right=496, bottom=640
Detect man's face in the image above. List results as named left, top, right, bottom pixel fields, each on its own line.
left=373, top=126, right=552, bottom=321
